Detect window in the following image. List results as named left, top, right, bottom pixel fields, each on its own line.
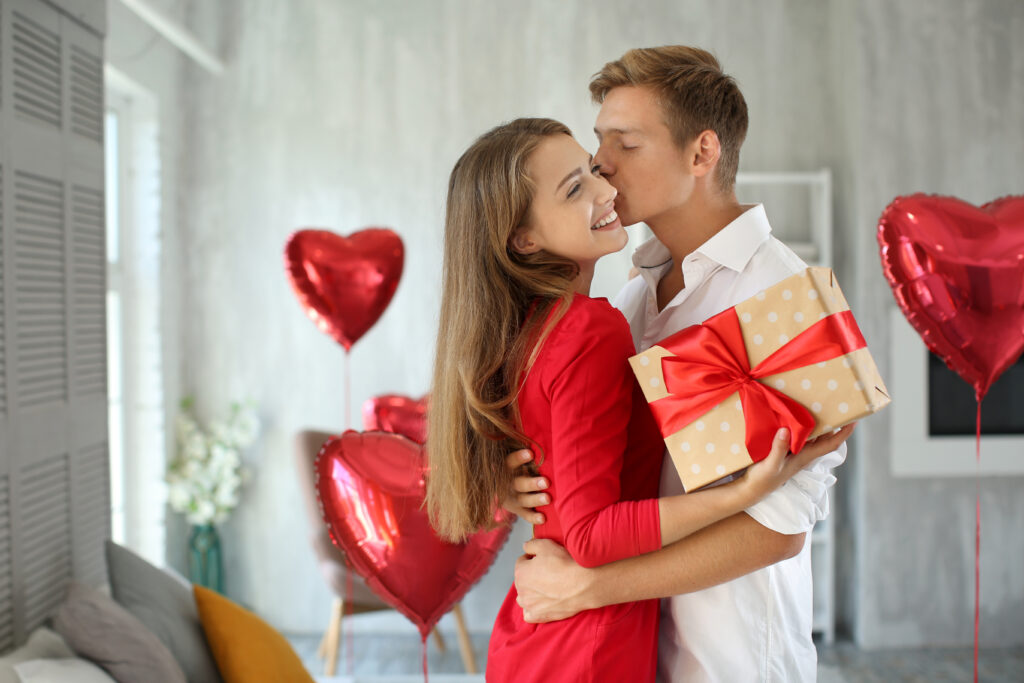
left=104, top=67, right=166, bottom=565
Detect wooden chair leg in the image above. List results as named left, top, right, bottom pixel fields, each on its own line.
left=316, top=613, right=332, bottom=659
left=452, top=603, right=478, bottom=674
left=431, top=626, right=446, bottom=653
left=323, top=597, right=344, bottom=676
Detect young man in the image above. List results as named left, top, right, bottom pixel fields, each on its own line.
left=507, top=46, right=852, bottom=681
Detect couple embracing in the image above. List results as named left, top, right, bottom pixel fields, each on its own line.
left=425, top=46, right=852, bottom=683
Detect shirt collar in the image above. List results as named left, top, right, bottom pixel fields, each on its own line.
left=696, top=204, right=772, bottom=272
left=631, top=203, right=773, bottom=273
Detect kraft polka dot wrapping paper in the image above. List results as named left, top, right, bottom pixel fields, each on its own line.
left=629, top=267, right=890, bottom=492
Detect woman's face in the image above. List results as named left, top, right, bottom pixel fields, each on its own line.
left=512, top=134, right=626, bottom=266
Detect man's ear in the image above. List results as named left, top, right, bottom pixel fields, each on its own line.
left=690, top=129, right=721, bottom=179
left=510, top=226, right=541, bottom=255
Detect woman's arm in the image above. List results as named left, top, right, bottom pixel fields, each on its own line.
left=538, top=303, right=797, bottom=568
left=513, top=424, right=854, bottom=622
left=655, top=426, right=801, bottom=546
left=540, top=310, right=662, bottom=568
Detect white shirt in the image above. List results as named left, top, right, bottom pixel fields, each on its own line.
left=612, top=204, right=845, bottom=683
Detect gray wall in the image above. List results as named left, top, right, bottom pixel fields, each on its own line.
left=161, top=0, right=1024, bottom=645
left=841, top=0, right=1024, bottom=649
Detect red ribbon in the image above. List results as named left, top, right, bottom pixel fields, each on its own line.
left=650, top=307, right=867, bottom=461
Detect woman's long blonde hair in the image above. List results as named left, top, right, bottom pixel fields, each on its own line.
left=426, top=118, right=579, bottom=542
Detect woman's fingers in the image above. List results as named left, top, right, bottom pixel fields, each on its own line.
left=787, top=423, right=856, bottom=472
left=763, top=428, right=790, bottom=470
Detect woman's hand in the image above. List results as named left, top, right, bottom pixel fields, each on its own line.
left=500, top=449, right=549, bottom=525
left=740, top=423, right=856, bottom=504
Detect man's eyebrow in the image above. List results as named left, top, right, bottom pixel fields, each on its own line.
left=556, top=155, right=594, bottom=192
left=594, top=127, right=638, bottom=137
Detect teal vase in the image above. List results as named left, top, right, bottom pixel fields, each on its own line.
left=188, top=524, right=223, bottom=593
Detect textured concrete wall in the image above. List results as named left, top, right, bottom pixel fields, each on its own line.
left=170, top=0, right=1024, bottom=647
left=175, top=0, right=844, bottom=635
left=843, top=0, right=1024, bottom=649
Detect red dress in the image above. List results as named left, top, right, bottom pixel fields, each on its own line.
left=486, top=295, right=665, bottom=682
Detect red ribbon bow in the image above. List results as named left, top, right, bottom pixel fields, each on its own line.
left=649, top=306, right=867, bottom=462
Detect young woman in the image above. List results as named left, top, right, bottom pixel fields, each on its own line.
left=425, top=118, right=807, bottom=682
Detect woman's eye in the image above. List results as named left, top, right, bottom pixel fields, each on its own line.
left=591, top=164, right=602, bottom=175
left=567, top=183, right=581, bottom=198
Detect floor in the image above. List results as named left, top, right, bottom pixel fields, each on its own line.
left=287, top=632, right=1024, bottom=682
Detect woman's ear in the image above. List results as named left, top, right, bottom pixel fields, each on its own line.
left=509, top=226, right=541, bottom=255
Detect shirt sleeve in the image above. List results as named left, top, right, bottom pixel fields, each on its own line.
left=542, top=302, right=662, bottom=568
left=743, top=440, right=847, bottom=535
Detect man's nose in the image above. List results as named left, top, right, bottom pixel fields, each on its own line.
left=594, top=146, right=614, bottom=176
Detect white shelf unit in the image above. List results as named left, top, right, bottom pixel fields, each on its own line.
left=735, top=169, right=836, bottom=644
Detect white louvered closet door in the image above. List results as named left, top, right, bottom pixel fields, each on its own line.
left=0, top=0, right=106, bottom=650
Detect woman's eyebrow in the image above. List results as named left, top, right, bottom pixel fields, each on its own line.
left=556, top=155, right=594, bottom=192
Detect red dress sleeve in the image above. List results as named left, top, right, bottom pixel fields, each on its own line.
left=538, top=299, right=661, bottom=568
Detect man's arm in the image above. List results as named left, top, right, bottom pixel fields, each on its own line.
left=515, top=510, right=802, bottom=622
left=512, top=424, right=853, bottom=622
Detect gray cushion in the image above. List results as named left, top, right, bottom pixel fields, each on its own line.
left=53, top=582, right=186, bottom=683
left=14, top=657, right=117, bottom=683
left=0, top=628, right=75, bottom=683
left=105, top=541, right=223, bottom=683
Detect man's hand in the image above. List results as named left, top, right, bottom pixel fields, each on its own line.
left=500, top=450, right=549, bottom=526
left=514, top=538, right=591, bottom=623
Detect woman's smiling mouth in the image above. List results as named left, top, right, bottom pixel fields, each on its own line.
left=591, top=209, right=619, bottom=230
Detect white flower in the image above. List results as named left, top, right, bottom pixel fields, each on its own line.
left=168, top=398, right=259, bottom=526
left=168, top=482, right=192, bottom=512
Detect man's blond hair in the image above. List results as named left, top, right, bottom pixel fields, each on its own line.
left=590, top=46, right=748, bottom=190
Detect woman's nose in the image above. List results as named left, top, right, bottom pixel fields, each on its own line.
left=597, top=178, right=617, bottom=206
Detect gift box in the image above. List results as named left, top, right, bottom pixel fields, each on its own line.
left=629, top=267, right=890, bottom=492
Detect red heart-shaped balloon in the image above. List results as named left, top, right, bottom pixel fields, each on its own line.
left=284, top=228, right=404, bottom=352
left=315, top=431, right=511, bottom=638
left=362, top=394, right=429, bottom=444
left=878, top=194, right=1024, bottom=398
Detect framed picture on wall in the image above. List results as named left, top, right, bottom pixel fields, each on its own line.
left=889, top=308, right=1024, bottom=477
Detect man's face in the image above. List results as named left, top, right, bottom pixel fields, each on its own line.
left=593, top=85, right=695, bottom=228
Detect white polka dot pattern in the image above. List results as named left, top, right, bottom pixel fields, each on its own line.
left=628, top=267, right=890, bottom=493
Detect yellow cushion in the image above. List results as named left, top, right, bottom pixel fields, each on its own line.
left=193, top=585, right=315, bottom=683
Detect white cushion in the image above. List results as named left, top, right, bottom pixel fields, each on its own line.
left=0, top=629, right=75, bottom=683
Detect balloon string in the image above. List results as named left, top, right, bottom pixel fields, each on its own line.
left=345, top=351, right=351, bottom=431
left=346, top=568, right=354, bottom=677
left=421, top=634, right=429, bottom=683
left=974, top=398, right=982, bottom=683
